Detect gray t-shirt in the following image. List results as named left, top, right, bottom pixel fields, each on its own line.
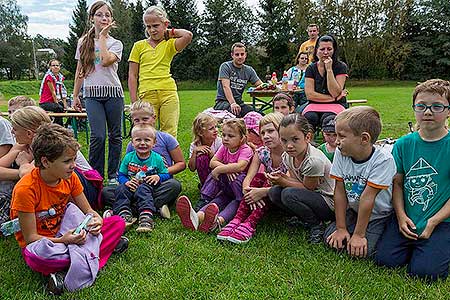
left=75, top=36, right=124, bottom=98
left=0, top=117, right=14, bottom=146
left=330, top=147, right=396, bottom=221
left=216, top=61, right=260, bottom=105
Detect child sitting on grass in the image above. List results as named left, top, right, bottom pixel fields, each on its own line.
left=243, top=111, right=264, bottom=149
left=325, top=106, right=396, bottom=258
left=113, top=125, right=169, bottom=232
left=177, top=118, right=253, bottom=233
left=318, top=115, right=337, bottom=162
left=188, top=113, right=222, bottom=187
left=10, top=124, right=126, bottom=295
left=376, top=79, right=450, bottom=281
left=272, top=93, right=295, bottom=116
left=217, top=112, right=286, bottom=243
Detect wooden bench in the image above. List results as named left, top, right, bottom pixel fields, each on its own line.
left=243, top=98, right=368, bottom=111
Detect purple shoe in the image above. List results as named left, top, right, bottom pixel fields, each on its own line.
left=217, top=219, right=240, bottom=241
left=227, top=222, right=255, bottom=244
left=198, top=203, right=219, bottom=233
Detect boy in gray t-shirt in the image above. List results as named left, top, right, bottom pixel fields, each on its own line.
left=324, top=106, right=396, bottom=258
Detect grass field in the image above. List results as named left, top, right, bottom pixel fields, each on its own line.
left=1, top=81, right=449, bottom=299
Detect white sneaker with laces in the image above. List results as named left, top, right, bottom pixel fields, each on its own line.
left=107, top=178, right=119, bottom=186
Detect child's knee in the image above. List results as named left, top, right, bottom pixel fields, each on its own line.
left=408, top=262, right=449, bottom=282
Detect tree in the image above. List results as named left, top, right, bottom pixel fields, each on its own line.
left=63, top=0, right=88, bottom=78
left=110, top=0, right=132, bottom=80
left=0, top=0, right=30, bottom=79
left=130, top=0, right=145, bottom=43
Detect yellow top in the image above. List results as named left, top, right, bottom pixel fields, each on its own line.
left=128, top=38, right=178, bottom=92
left=299, top=39, right=316, bottom=64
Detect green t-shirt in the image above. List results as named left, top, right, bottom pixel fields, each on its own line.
left=318, top=143, right=334, bottom=162
left=392, top=131, right=450, bottom=235
left=119, top=151, right=168, bottom=180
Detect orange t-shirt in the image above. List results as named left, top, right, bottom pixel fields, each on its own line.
left=10, top=168, right=83, bottom=248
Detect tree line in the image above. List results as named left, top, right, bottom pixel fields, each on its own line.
left=1, top=0, right=449, bottom=82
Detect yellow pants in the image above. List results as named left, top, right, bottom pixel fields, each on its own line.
left=140, top=90, right=180, bottom=137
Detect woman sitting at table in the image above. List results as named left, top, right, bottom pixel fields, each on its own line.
left=286, top=51, right=309, bottom=109
left=303, top=35, right=348, bottom=130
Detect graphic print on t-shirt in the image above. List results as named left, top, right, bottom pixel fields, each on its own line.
left=404, top=158, right=437, bottom=211
left=229, top=71, right=247, bottom=91
left=344, top=174, right=366, bottom=202
left=38, top=201, right=66, bottom=235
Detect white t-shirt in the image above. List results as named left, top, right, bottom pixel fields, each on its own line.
left=0, top=117, right=15, bottom=146
left=189, top=137, right=223, bottom=158
left=330, top=147, right=396, bottom=221
left=282, top=143, right=335, bottom=208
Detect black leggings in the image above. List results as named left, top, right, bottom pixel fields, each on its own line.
left=303, top=111, right=336, bottom=130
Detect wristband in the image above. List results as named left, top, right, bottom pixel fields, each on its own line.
left=171, top=27, right=175, bottom=36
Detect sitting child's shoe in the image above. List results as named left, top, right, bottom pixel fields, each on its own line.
left=118, top=210, right=137, bottom=229
left=102, top=209, right=113, bottom=219
left=198, top=203, right=219, bottom=233
left=308, top=224, right=325, bottom=244
left=217, top=219, right=240, bottom=241
left=113, top=236, right=129, bottom=254
left=176, top=196, right=199, bottom=231
left=136, top=212, right=154, bottom=233
left=47, top=271, right=66, bottom=296
left=106, top=178, right=119, bottom=186
left=228, top=222, right=255, bottom=244
left=159, top=204, right=171, bottom=219
left=193, top=198, right=209, bottom=212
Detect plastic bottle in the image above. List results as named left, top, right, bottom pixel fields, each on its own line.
left=0, top=208, right=57, bottom=236
left=271, top=72, right=277, bottom=86
left=292, top=68, right=299, bottom=90
left=282, top=71, right=289, bottom=91
left=265, top=66, right=271, bottom=83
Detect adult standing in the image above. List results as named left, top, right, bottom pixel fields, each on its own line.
left=303, top=35, right=348, bottom=130
left=73, top=1, right=124, bottom=185
left=298, top=24, right=320, bottom=64
left=128, top=6, right=192, bottom=138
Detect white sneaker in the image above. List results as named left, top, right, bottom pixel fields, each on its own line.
left=176, top=196, right=198, bottom=231
left=102, top=209, right=113, bottom=218
left=107, top=178, right=119, bottom=186
left=159, top=204, right=171, bottom=219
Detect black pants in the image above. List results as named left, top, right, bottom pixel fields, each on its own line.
left=39, top=102, right=64, bottom=126
left=214, top=100, right=254, bottom=118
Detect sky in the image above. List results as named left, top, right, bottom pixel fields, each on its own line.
left=17, top=0, right=259, bottom=41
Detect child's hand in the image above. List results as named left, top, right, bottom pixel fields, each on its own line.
left=126, top=178, right=139, bottom=192
left=195, top=145, right=212, bottom=157
left=250, top=199, right=266, bottom=210
left=99, top=21, right=116, bottom=38
left=397, top=215, right=418, bottom=240
left=211, top=167, right=221, bottom=180
left=87, top=212, right=103, bottom=235
left=266, top=171, right=287, bottom=186
left=326, top=228, right=350, bottom=250
left=18, top=163, right=34, bottom=178
left=347, top=234, right=368, bottom=258
left=15, top=150, right=33, bottom=166
left=226, top=172, right=239, bottom=182
left=11, top=143, right=28, bottom=153
left=144, top=174, right=160, bottom=185
left=419, top=218, right=437, bottom=240
left=243, top=187, right=266, bottom=204
left=61, top=228, right=87, bottom=245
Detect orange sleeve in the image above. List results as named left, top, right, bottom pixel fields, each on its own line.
left=367, top=181, right=389, bottom=190
left=10, top=174, right=38, bottom=216
left=330, top=174, right=344, bottom=181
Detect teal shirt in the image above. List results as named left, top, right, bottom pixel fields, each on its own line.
left=392, top=132, right=450, bottom=235
left=118, top=151, right=168, bottom=183
left=318, top=143, right=334, bottom=162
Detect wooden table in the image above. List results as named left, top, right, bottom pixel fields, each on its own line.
left=246, top=89, right=304, bottom=113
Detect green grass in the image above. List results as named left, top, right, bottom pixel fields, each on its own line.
left=1, top=82, right=448, bottom=299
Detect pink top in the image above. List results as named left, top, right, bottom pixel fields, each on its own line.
left=39, top=74, right=56, bottom=104
left=215, top=144, right=254, bottom=165
left=302, top=103, right=345, bottom=115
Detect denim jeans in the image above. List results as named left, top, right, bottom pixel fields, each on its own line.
left=113, top=183, right=157, bottom=215
left=85, top=97, right=123, bottom=180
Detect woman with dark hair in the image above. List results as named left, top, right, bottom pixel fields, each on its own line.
left=303, top=35, right=348, bottom=130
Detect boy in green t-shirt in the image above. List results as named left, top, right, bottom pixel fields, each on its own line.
left=318, top=115, right=337, bottom=162
left=376, top=79, right=450, bottom=281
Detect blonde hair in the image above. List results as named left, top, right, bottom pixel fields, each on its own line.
left=8, top=96, right=36, bottom=108
left=413, top=79, right=450, bottom=105
left=143, top=6, right=169, bottom=38
left=222, top=118, right=247, bottom=138
left=259, top=112, right=284, bottom=132
left=131, top=124, right=156, bottom=140
left=130, top=101, right=155, bottom=119
left=10, top=106, right=51, bottom=132
left=335, top=106, right=381, bottom=143
left=192, top=113, right=217, bottom=145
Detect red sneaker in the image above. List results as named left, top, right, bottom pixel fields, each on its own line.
left=198, top=203, right=219, bottom=233
left=176, top=196, right=198, bottom=231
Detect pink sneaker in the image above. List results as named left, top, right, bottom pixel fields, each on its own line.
left=198, top=203, right=219, bottom=233
left=227, top=222, right=255, bottom=244
left=216, top=219, right=240, bottom=241
left=176, top=196, right=198, bottom=231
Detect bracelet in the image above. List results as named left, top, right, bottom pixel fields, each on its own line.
left=171, top=27, right=175, bottom=36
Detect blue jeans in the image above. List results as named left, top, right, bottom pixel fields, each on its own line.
left=85, top=97, right=123, bottom=180
left=375, top=214, right=450, bottom=281
left=113, top=183, right=157, bottom=215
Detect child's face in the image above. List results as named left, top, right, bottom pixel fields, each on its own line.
left=273, top=100, right=293, bottom=116
left=323, top=131, right=337, bottom=147
left=132, top=129, right=155, bottom=157
left=49, top=61, right=61, bottom=74
left=260, top=123, right=281, bottom=149
left=43, top=147, right=77, bottom=180
left=201, top=121, right=218, bottom=142
left=414, top=92, right=450, bottom=133
left=132, top=111, right=156, bottom=127
left=92, top=5, right=113, bottom=31
left=222, top=125, right=244, bottom=152
left=144, top=14, right=168, bottom=42
left=279, top=124, right=311, bottom=159
left=335, top=120, right=361, bottom=157
left=8, top=104, right=20, bottom=116
left=11, top=125, right=33, bottom=145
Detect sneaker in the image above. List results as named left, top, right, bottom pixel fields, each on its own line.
left=106, top=178, right=119, bottom=186
left=176, top=196, right=199, bottom=231
left=217, top=219, right=240, bottom=241
left=228, top=222, right=255, bottom=244
left=118, top=210, right=137, bottom=229
left=113, top=236, right=129, bottom=254
left=193, top=198, right=209, bottom=212
left=47, top=271, right=65, bottom=296
left=102, top=209, right=113, bottom=218
left=198, top=203, right=219, bottom=233
left=159, top=204, right=171, bottom=219
left=136, top=212, right=154, bottom=233
left=308, top=224, right=325, bottom=244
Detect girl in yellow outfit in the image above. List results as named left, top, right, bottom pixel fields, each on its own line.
left=128, top=6, right=193, bottom=138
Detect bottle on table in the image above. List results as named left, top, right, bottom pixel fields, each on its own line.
left=292, top=68, right=299, bottom=90
left=265, top=66, right=272, bottom=83
left=282, top=71, right=289, bottom=91
left=271, top=72, right=278, bottom=86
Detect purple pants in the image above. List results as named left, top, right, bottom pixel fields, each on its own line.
left=196, top=154, right=212, bottom=186
left=199, top=172, right=246, bottom=223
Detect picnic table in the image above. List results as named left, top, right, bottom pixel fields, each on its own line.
left=246, top=87, right=304, bottom=113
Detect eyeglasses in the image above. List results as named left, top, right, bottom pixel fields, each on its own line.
left=412, top=103, right=450, bottom=113
left=51, top=64, right=60, bottom=67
